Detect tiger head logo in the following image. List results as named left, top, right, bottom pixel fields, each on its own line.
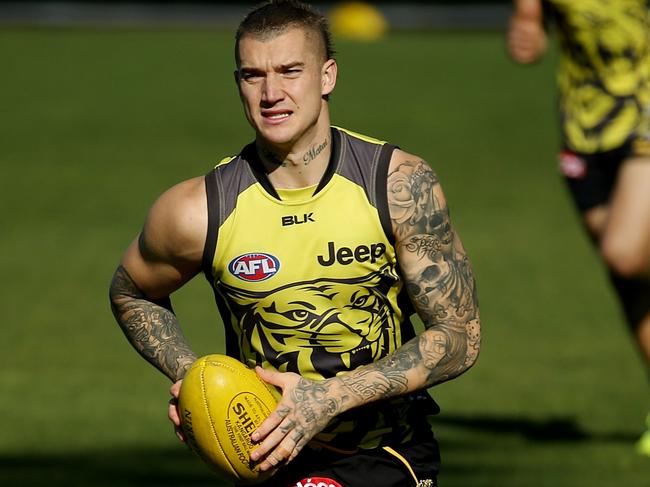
left=219, top=269, right=401, bottom=378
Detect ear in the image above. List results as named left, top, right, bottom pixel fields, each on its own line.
left=321, top=59, right=338, bottom=96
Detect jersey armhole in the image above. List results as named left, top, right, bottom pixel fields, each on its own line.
left=202, top=170, right=220, bottom=283
left=376, top=143, right=397, bottom=245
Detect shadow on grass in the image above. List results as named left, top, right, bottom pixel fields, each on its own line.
left=431, top=414, right=646, bottom=487
left=0, top=416, right=638, bottom=486
left=0, top=447, right=229, bottom=487
left=434, top=413, right=638, bottom=443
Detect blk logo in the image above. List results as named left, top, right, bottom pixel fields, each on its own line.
left=228, top=253, right=280, bottom=282
left=282, top=213, right=315, bottom=227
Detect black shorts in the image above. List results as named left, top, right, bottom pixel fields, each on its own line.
left=248, top=438, right=441, bottom=487
left=558, top=143, right=634, bottom=212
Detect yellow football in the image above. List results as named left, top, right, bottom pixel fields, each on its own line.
left=178, top=354, right=280, bottom=485
left=329, top=1, right=388, bottom=41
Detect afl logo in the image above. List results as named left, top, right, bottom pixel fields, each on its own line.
left=228, top=253, right=280, bottom=282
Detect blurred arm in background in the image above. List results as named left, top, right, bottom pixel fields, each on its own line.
left=508, top=0, right=548, bottom=64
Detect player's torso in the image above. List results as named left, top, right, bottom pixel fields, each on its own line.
left=547, top=0, right=650, bottom=152
left=205, top=127, right=409, bottom=381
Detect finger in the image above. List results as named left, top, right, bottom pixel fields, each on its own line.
left=251, top=403, right=290, bottom=443
left=258, top=445, right=292, bottom=471
left=250, top=414, right=295, bottom=462
left=257, top=430, right=304, bottom=472
left=254, top=366, right=284, bottom=387
left=175, top=425, right=186, bottom=442
left=170, top=379, right=182, bottom=398
left=168, top=397, right=181, bottom=425
left=167, top=398, right=186, bottom=442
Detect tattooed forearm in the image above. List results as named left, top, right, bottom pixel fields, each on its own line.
left=109, top=265, right=197, bottom=381
left=333, top=314, right=478, bottom=410
left=403, top=233, right=478, bottom=325
left=338, top=342, right=417, bottom=399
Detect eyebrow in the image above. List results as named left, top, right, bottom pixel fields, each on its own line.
left=279, top=62, right=305, bottom=70
left=239, top=61, right=306, bottom=74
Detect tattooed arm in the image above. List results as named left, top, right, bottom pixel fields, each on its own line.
left=109, top=176, right=207, bottom=382
left=249, top=150, right=480, bottom=471
left=110, top=265, right=195, bottom=381
left=383, top=152, right=480, bottom=388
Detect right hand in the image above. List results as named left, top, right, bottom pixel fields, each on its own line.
left=168, top=379, right=186, bottom=442
left=507, top=0, right=548, bottom=64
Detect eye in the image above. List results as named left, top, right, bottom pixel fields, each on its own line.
left=421, top=265, right=440, bottom=282
left=240, top=71, right=262, bottom=82
left=283, top=67, right=302, bottom=77
left=284, top=309, right=316, bottom=322
left=352, top=293, right=370, bottom=307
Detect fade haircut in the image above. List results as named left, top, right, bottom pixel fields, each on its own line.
left=235, top=0, right=335, bottom=66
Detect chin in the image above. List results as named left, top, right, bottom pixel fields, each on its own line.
left=257, top=125, right=300, bottom=148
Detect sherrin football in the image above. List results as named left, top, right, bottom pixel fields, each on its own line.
left=178, top=354, right=281, bottom=485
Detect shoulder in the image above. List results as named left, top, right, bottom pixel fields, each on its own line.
left=389, top=148, right=429, bottom=169
left=148, top=176, right=206, bottom=229
left=386, top=149, right=450, bottom=241
left=142, top=176, right=207, bottom=264
left=387, top=149, right=442, bottom=194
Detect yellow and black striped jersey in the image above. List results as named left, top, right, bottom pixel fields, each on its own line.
left=547, top=0, right=650, bottom=153
left=202, top=127, right=438, bottom=451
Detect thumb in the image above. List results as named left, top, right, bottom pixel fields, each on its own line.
left=255, top=365, right=283, bottom=387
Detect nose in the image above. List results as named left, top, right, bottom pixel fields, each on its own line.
left=261, top=73, right=284, bottom=105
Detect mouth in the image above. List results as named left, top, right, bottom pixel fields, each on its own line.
left=261, top=110, right=292, bottom=124
left=340, top=339, right=375, bottom=369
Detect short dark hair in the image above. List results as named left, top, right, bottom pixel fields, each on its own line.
left=235, top=0, right=335, bottom=65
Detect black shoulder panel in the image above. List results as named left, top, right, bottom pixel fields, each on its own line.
left=335, top=128, right=397, bottom=244
left=201, top=148, right=258, bottom=282
left=202, top=169, right=220, bottom=282
left=375, top=142, right=397, bottom=245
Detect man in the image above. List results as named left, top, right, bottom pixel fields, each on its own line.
left=110, top=1, right=480, bottom=485
left=508, top=0, right=650, bottom=455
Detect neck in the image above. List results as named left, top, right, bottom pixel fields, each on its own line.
left=257, top=128, right=332, bottom=189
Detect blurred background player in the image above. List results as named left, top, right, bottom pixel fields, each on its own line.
left=507, top=0, right=650, bottom=456
left=110, top=0, right=480, bottom=485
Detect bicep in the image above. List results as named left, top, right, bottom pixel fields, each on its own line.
left=119, top=177, right=207, bottom=299
left=119, top=233, right=193, bottom=300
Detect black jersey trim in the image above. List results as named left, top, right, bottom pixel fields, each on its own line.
left=244, top=144, right=282, bottom=200
left=376, top=143, right=397, bottom=245
left=202, top=170, right=220, bottom=283
left=243, top=130, right=341, bottom=200
left=313, top=127, right=341, bottom=195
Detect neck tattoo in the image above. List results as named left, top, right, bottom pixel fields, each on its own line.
left=261, top=147, right=287, bottom=168
left=302, top=137, right=329, bottom=166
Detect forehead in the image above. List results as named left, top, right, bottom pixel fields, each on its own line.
left=237, top=27, right=323, bottom=67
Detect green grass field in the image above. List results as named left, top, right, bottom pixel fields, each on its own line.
left=1, top=26, right=649, bottom=486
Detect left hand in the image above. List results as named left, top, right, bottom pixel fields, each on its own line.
left=249, top=367, right=340, bottom=471
left=168, top=379, right=185, bottom=442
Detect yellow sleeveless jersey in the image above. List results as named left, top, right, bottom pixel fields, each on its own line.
left=548, top=0, right=650, bottom=153
left=202, top=127, right=438, bottom=450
